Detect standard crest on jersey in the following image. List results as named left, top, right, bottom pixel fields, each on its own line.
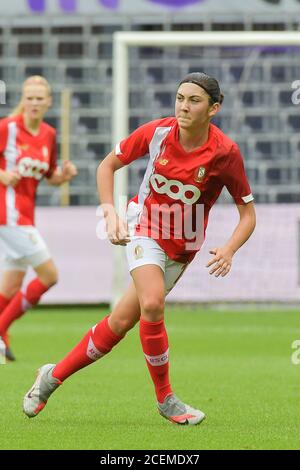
left=134, top=245, right=144, bottom=260
left=29, top=233, right=38, bottom=245
left=194, top=166, right=206, bottom=183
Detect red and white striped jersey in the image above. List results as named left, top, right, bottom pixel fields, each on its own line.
left=0, top=114, right=57, bottom=226
left=116, top=117, right=254, bottom=264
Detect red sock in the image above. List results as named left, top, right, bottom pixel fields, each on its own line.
left=139, top=317, right=172, bottom=404
left=52, top=315, right=124, bottom=382
left=0, top=294, right=10, bottom=345
left=0, top=294, right=10, bottom=314
left=0, top=278, right=48, bottom=335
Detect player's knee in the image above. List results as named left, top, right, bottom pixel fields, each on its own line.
left=11, top=284, right=21, bottom=297
left=3, top=283, right=22, bottom=299
left=39, top=267, right=58, bottom=288
left=110, top=315, right=137, bottom=335
left=141, top=297, right=165, bottom=320
left=46, top=272, right=58, bottom=288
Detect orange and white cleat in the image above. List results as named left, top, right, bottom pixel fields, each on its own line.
left=23, top=364, right=62, bottom=418
left=0, top=334, right=16, bottom=362
left=158, top=394, right=206, bottom=425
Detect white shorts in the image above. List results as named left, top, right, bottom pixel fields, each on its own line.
left=125, top=237, right=188, bottom=295
left=0, top=226, right=51, bottom=271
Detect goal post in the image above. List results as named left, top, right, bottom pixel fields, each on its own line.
left=111, top=31, right=300, bottom=307
left=60, top=88, right=72, bottom=206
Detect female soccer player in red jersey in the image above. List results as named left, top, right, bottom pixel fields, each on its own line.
left=0, top=76, right=77, bottom=361
left=23, top=72, right=256, bottom=425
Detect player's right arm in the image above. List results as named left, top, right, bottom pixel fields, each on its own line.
left=0, top=169, right=21, bottom=187
left=97, top=150, right=130, bottom=246
left=97, top=120, right=161, bottom=246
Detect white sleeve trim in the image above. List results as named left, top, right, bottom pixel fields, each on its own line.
left=115, top=142, right=121, bottom=155
left=242, top=193, right=254, bottom=203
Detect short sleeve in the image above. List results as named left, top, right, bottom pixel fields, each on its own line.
left=45, top=131, right=58, bottom=178
left=220, top=144, right=254, bottom=205
left=115, top=121, right=157, bottom=165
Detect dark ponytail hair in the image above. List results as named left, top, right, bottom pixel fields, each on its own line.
left=179, top=72, right=224, bottom=105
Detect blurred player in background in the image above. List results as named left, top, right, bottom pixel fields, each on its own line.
left=23, top=72, right=256, bottom=425
left=0, top=76, right=77, bottom=361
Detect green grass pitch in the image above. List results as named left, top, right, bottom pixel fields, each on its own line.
left=1, top=306, right=300, bottom=450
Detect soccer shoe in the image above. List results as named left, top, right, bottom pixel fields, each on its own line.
left=157, top=394, right=206, bottom=425
left=23, top=364, right=62, bottom=418
left=0, top=334, right=16, bottom=362
left=4, top=345, right=16, bottom=362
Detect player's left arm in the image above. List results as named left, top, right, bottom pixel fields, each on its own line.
left=46, top=161, right=78, bottom=186
left=44, top=131, right=78, bottom=186
left=206, top=143, right=256, bottom=278
left=206, top=201, right=256, bottom=277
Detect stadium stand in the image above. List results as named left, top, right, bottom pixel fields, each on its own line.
left=0, top=15, right=299, bottom=204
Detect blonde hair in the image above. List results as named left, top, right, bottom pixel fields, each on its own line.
left=10, top=75, right=52, bottom=117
